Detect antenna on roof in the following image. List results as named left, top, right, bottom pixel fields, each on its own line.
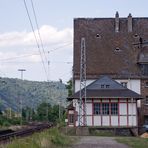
left=79, top=37, right=87, bottom=126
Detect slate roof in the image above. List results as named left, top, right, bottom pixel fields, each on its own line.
left=68, top=76, right=143, bottom=100
left=138, top=47, right=148, bottom=63
left=73, top=15, right=148, bottom=79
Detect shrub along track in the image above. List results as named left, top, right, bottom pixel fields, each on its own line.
left=0, top=122, right=53, bottom=143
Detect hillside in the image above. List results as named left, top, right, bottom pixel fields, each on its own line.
left=0, top=77, right=68, bottom=112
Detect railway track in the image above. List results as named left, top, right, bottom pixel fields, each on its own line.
left=0, top=122, right=53, bottom=142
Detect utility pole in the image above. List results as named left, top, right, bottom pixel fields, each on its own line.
left=18, top=69, right=26, bottom=80
left=79, top=37, right=87, bottom=126
left=59, top=101, right=61, bottom=120
left=46, top=51, right=50, bottom=122
left=18, top=69, right=26, bottom=125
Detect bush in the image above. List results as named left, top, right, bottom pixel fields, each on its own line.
left=49, top=128, right=70, bottom=146
left=2, top=121, right=11, bottom=127
left=4, top=128, right=72, bottom=148
left=10, top=118, right=20, bottom=125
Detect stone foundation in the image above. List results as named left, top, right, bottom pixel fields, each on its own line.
left=89, top=127, right=138, bottom=136
left=61, top=126, right=139, bottom=136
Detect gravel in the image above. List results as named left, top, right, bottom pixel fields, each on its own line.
left=71, top=136, right=129, bottom=148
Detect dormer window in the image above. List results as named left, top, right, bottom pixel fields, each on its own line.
left=101, top=85, right=104, bottom=88
left=140, top=64, right=148, bottom=76
left=101, top=84, right=110, bottom=88
left=106, top=85, right=110, bottom=88
left=121, top=82, right=127, bottom=88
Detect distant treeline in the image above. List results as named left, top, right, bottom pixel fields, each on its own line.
left=0, top=77, right=68, bottom=112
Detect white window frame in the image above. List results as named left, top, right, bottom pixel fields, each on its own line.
left=69, top=114, right=74, bottom=124
left=111, top=103, right=118, bottom=115
left=94, top=103, right=100, bottom=115
left=102, top=103, right=109, bottom=115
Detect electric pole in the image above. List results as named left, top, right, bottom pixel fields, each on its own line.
left=79, top=37, right=87, bottom=126
left=18, top=69, right=26, bottom=125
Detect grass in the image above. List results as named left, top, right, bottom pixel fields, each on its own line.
left=115, top=137, right=148, bottom=148
left=89, top=129, right=114, bottom=136
left=49, top=128, right=71, bottom=146
left=0, top=128, right=75, bottom=148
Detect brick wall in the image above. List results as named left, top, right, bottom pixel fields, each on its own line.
left=140, top=79, right=148, bottom=124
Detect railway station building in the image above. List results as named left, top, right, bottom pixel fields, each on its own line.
left=67, top=12, right=148, bottom=127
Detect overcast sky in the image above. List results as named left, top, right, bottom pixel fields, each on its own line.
left=0, top=0, right=148, bottom=83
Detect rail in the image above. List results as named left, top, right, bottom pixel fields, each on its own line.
left=0, top=122, right=53, bottom=142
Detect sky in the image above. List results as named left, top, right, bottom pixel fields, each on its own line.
left=0, top=0, right=148, bottom=83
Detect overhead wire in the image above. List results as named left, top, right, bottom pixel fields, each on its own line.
left=48, top=42, right=72, bottom=53
left=30, top=0, right=48, bottom=63
left=23, top=0, right=48, bottom=79
left=23, top=0, right=73, bottom=84
left=0, top=42, right=72, bottom=62
left=30, top=0, right=51, bottom=120
left=0, top=53, right=39, bottom=62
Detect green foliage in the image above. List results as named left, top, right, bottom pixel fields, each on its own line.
left=0, top=115, right=20, bottom=126
left=36, top=102, right=51, bottom=121
left=34, top=102, right=65, bottom=124
left=3, top=128, right=72, bottom=148
left=0, top=101, right=66, bottom=126
left=2, top=120, right=11, bottom=127
left=9, top=118, right=20, bottom=125
left=49, top=128, right=70, bottom=146
left=0, top=76, right=68, bottom=126
left=116, top=137, right=148, bottom=148
left=0, top=115, right=6, bottom=125
left=50, top=105, right=59, bottom=122
left=66, top=79, right=73, bottom=97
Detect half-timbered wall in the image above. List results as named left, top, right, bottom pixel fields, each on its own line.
left=72, top=98, right=137, bottom=127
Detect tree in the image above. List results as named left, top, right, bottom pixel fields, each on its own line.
left=66, top=79, right=72, bottom=97
left=36, top=102, right=51, bottom=121
left=35, top=103, right=63, bottom=123
left=22, top=107, right=33, bottom=121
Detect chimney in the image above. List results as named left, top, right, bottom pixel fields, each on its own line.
left=128, top=13, right=132, bottom=32
left=115, top=11, right=119, bottom=32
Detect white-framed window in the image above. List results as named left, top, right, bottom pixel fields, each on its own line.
left=69, top=114, right=74, bottom=124
left=102, top=103, right=109, bottom=115
left=101, top=84, right=110, bottom=88
left=111, top=103, right=118, bottom=115
left=93, top=102, right=119, bottom=115
left=94, top=103, right=100, bottom=115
